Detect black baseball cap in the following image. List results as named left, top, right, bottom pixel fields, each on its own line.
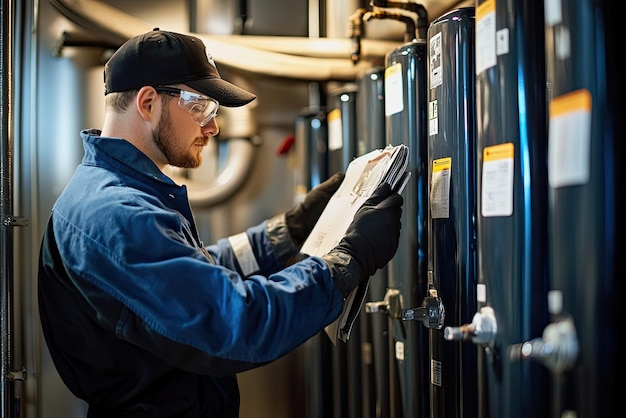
left=104, top=28, right=257, bottom=107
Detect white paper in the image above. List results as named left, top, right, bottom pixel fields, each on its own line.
left=301, top=144, right=410, bottom=343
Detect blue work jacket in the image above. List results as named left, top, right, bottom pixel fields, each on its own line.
left=38, top=129, right=344, bottom=417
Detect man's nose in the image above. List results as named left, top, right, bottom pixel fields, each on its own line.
left=202, top=118, right=219, bottom=137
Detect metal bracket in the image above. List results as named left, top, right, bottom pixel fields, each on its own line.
left=2, top=216, right=28, bottom=227
left=6, top=367, right=26, bottom=381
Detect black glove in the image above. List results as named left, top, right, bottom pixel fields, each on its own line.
left=285, top=172, right=345, bottom=248
left=322, top=182, right=403, bottom=296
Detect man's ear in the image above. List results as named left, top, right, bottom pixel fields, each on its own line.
left=136, top=86, right=160, bottom=123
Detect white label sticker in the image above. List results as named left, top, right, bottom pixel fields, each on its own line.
left=476, top=0, right=497, bottom=74
left=548, top=89, right=592, bottom=188
left=395, top=340, right=405, bottom=361
left=481, top=143, right=514, bottom=217
left=477, top=283, right=487, bottom=303
left=496, top=28, right=509, bottom=56
left=431, top=359, right=442, bottom=386
left=430, top=32, right=443, bottom=89
left=544, top=0, right=563, bottom=26
left=385, top=63, right=404, bottom=116
left=328, top=108, right=343, bottom=151
left=428, top=100, right=439, bottom=136
left=430, top=157, right=451, bottom=219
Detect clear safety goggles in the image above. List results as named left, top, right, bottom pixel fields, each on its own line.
left=155, top=86, right=219, bottom=127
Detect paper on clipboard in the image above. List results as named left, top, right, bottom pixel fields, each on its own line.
left=300, top=144, right=410, bottom=344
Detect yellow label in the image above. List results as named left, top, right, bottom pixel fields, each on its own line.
left=477, top=0, right=495, bottom=21
left=328, top=108, right=341, bottom=122
left=433, top=157, right=452, bottom=172
left=385, top=62, right=402, bottom=78
left=484, top=142, right=514, bottom=162
left=550, top=88, right=592, bottom=117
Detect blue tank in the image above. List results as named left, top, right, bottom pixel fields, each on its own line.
left=426, top=8, right=478, bottom=418
left=473, top=0, right=551, bottom=416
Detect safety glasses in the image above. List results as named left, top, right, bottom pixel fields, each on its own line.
left=154, top=86, right=219, bottom=127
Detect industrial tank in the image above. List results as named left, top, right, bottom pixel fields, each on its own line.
left=426, top=8, right=478, bottom=418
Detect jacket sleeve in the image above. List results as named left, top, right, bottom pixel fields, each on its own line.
left=47, top=202, right=343, bottom=375
left=207, top=213, right=300, bottom=278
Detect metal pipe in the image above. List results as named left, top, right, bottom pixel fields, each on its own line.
left=348, top=8, right=366, bottom=64
left=370, top=0, right=429, bottom=40
left=237, top=0, right=247, bottom=35
left=0, top=0, right=17, bottom=416
left=364, top=10, right=417, bottom=43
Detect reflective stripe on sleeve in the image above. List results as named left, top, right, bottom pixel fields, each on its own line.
left=228, top=232, right=260, bottom=276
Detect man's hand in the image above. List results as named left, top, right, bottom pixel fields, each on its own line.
left=285, top=172, right=345, bottom=248
left=322, top=182, right=403, bottom=296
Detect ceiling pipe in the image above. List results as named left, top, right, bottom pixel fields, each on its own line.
left=49, top=0, right=403, bottom=81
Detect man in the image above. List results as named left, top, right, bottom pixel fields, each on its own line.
left=38, top=28, right=403, bottom=417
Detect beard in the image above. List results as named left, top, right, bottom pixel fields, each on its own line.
left=152, top=105, right=206, bottom=169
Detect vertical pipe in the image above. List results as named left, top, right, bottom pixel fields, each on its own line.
left=237, top=0, right=247, bottom=34
left=0, top=0, right=16, bottom=417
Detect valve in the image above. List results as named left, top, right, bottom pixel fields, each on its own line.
left=444, top=305, right=498, bottom=347
left=508, top=316, right=579, bottom=375
left=401, top=288, right=445, bottom=329
left=366, top=288, right=402, bottom=318
left=366, top=288, right=445, bottom=329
